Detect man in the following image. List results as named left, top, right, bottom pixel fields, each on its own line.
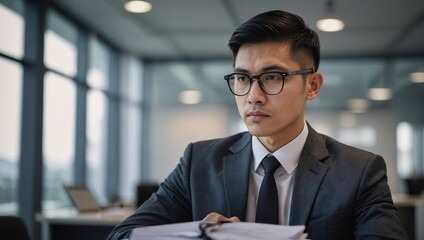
left=107, top=10, right=407, bottom=240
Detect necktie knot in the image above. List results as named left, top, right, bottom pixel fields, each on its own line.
left=261, top=156, right=280, bottom=174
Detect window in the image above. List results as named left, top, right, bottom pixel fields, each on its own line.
left=42, top=9, right=78, bottom=209
left=86, top=90, right=108, bottom=205
left=0, top=0, right=24, bottom=214
left=0, top=0, right=25, bottom=59
left=44, top=9, right=77, bottom=77
left=87, top=36, right=109, bottom=90
left=397, top=122, right=415, bottom=178
left=42, top=72, right=76, bottom=209
left=119, top=104, right=141, bottom=202
left=119, top=55, right=143, bottom=202
left=85, top=36, right=110, bottom=205
left=0, top=57, right=23, bottom=214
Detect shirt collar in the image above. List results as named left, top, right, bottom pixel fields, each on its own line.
left=252, top=121, right=309, bottom=175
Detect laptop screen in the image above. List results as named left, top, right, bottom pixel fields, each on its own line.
left=64, top=186, right=102, bottom=212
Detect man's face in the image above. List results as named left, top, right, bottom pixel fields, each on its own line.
left=234, top=41, right=320, bottom=150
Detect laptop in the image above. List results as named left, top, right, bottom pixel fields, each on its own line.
left=64, top=185, right=103, bottom=212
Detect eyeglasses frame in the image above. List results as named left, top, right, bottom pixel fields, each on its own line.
left=224, top=69, right=315, bottom=96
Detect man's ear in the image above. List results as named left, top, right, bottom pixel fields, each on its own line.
left=306, top=72, right=323, bottom=100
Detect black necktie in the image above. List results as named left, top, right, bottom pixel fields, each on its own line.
left=256, top=155, right=281, bottom=224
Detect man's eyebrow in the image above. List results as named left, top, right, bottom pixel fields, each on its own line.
left=234, top=67, right=249, bottom=73
left=262, top=65, right=289, bottom=72
left=234, top=65, right=289, bottom=73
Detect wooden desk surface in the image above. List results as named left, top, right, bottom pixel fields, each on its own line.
left=36, top=207, right=134, bottom=226
left=393, top=194, right=424, bottom=207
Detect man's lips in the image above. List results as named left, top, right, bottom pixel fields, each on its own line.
left=246, top=110, right=269, bottom=121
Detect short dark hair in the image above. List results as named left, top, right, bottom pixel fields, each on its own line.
left=228, top=10, right=320, bottom=71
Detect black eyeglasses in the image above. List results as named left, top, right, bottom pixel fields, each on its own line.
left=224, top=69, right=314, bottom=96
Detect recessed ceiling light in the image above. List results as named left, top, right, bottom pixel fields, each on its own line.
left=409, top=72, right=424, bottom=83
left=124, top=0, right=152, bottom=13
left=316, top=18, right=345, bottom=32
left=367, top=88, right=393, bottom=101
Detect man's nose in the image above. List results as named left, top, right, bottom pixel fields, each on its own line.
left=247, top=80, right=266, bottom=104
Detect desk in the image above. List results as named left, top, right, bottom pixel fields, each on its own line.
left=36, top=208, right=133, bottom=240
left=37, top=198, right=422, bottom=240
left=393, top=194, right=424, bottom=240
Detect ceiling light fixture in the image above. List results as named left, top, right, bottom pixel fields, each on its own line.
left=367, top=62, right=393, bottom=101
left=124, top=0, right=152, bottom=13
left=367, top=87, right=393, bottom=101
left=316, top=0, right=345, bottom=32
left=409, top=72, right=424, bottom=83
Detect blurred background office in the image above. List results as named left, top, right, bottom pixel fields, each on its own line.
left=1, top=0, right=423, bottom=239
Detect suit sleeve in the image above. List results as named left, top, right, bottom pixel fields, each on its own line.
left=353, top=155, right=408, bottom=239
left=105, top=144, right=194, bottom=240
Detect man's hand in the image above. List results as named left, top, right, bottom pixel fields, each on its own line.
left=202, top=212, right=241, bottom=222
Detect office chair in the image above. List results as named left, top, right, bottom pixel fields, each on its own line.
left=0, top=215, right=30, bottom=240
left=137, top=183, right=159, bottom=207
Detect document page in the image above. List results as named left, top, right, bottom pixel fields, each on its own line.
left=130, top=221, right=201, bottom=240
left=129, top=221, right=307, bottom=240
left=207, top=222, right=306, bottom=240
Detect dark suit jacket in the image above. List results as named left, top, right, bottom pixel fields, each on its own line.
left=107, top=125, right=408, bottom=240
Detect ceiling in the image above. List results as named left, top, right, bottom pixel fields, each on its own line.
left=50, top=0, right=424, bottom=113
left=51, top=0, right=424, bottom=59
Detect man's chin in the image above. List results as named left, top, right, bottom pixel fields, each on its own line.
left=246, top=127, right=268, bottom=137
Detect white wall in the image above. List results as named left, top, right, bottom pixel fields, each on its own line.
left=148, top=104, right=232, bottom=182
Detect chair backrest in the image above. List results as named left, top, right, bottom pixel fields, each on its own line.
left=0, top=215, right=30, bottom=240
left=137, top=183, right=159, bottom=207
left=406, top=178, right=424, bottom=195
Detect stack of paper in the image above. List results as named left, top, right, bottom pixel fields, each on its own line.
left=129, top=221, right=307, bottom=240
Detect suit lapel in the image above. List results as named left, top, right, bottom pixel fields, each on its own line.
left=289, top=125, right=330, bottom=225
left=223, top=133, right=252, bottom=221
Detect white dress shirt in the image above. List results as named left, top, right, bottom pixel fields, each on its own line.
left=245, top=121, right=309, bottom=225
